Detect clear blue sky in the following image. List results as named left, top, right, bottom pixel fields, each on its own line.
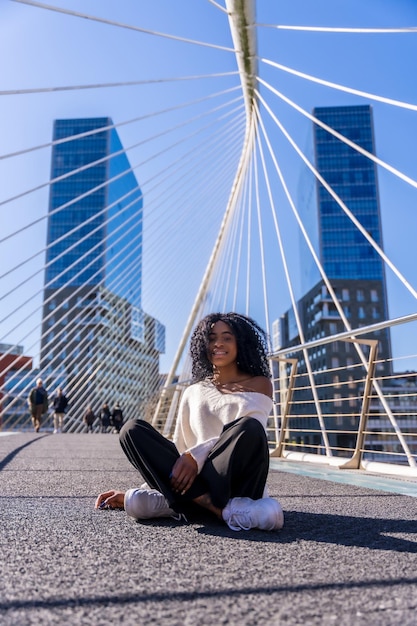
left=1, top=0, right=416, bottom=372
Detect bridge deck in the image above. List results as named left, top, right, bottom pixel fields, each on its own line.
left=1, top=433, right=416, bottom=625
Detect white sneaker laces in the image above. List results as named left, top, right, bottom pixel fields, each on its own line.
left=227, top=508, right=253, bottom=531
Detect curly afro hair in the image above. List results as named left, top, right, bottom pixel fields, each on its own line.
left=189, top=312, right=271, bottom=382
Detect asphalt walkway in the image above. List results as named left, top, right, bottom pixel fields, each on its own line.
left=1, top=432, right=416, bottom=625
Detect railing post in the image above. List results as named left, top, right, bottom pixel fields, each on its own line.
left=270, top=357, right=298, bottom=457
left=339, top=339, right=378, bottom=470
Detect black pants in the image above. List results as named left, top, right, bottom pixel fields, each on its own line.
left=119, top=416, right=269, bottom=515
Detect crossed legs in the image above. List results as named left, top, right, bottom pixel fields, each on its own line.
left=119, top=416, right=269, bottom=518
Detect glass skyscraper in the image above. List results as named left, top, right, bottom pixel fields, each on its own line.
left=46, top=117, right=142, bottom=304
left=311, top=105, right=391, bottom=363
left=276, top=105, right=392, bottom=453
left=314, top=105, right=385, bottom=283
left=41, top=118, right=164, bottom=426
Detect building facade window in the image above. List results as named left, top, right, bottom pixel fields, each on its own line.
left=329, top=322, right=338, bottom=334
left=334, top=393, right=342, bottom=407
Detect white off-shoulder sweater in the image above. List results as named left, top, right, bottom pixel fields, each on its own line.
left=173, top=381, right=273, bottom=473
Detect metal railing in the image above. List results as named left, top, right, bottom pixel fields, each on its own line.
left=268, top=316, right=417, bottom=478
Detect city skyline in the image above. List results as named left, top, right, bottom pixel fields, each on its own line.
left=1, top=0, right=416, bottom=374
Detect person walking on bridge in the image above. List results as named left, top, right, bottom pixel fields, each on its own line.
left=52, top=387, right=68, bottom=433
left=96, top=312, right=284, bottom=532
left=111, top=402, right=124, bottom=434
left=28, top=378, right=49, bottom=433
left=98, top=403, right=111, bottom=433
left=83, top=406, right=96, bottom=433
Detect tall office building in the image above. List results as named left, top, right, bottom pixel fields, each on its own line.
left=41, top=118, right=164, bottom=424
left=276, top=105, right=392, bottom=452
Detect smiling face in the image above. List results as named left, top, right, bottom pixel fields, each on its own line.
left=207, top=320, right=238, bottom=369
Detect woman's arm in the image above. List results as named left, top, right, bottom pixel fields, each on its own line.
left=173, top=385, right=220, bottom=472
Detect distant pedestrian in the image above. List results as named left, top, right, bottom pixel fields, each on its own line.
left=111, top=403, right=124, bottom=434
left=52, top=388, right=69, bottom=433
left=28, top=378, right=49, bottom=433
left=98, top=403, right=111, bottom=433
left=84, top=406, right=96, bottom=433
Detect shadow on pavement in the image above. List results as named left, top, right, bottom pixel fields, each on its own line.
left=194, top=509, right=417, bottom=553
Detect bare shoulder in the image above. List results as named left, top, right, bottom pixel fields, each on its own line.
left=247, top=376, right=273, bottom=398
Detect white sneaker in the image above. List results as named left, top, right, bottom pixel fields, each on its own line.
left=124, top=488, right=181, bottom=521
left=53, top=429, right=58, bottom=434
left=222, top=497, right=284, bottom=531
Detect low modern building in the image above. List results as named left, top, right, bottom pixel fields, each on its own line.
left=0, top=344, right=33, bottom=429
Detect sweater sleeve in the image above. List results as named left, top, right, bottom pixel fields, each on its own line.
left=186, top=437, right=219, bottom=473
left=173, top=385, right=218, bottom=473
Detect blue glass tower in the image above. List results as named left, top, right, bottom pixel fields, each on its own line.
left=46, top=117, right=142, bottom=306
left=314, top=105, right=385, bottom=283
left=311, top=105, right=391, bottom=353
left=41, top=118, right=164, bottom=425
left=277, top=105, right=392, bottom=453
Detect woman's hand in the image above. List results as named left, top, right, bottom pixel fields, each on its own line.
left=95, top=489, right=125, bottom=510
left=170, top=453, right=198, bottom=495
